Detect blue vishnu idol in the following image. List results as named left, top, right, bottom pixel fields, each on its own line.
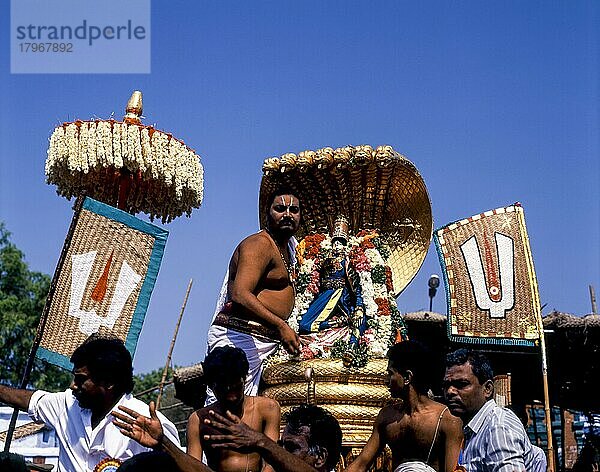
left=298, top=216, right=368, bottom=344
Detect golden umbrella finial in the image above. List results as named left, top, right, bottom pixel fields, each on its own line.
left=124, top=90, right=143, bottom=124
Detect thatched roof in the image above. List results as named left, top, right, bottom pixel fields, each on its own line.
left=542, top=311, right=599, bottom=411
left=403, top=311, right=446, bottom=323
left=543, top=311, right=600, bottom=329
left=0, top=422, right=47, bottom=441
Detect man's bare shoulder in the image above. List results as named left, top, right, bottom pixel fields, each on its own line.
left=229, top=231, right=277, bottom=273
left=187, top=409, right=201, bottom=430
left=237, top=231, right=272, bottom=248
left=440, top=407, right=463, bottom=432
left=376, top=403, right=403, bottom=425
left=254, top=395, right=280, bottom=413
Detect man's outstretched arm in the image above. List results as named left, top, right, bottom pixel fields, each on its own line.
left=205, top=410, right=319, bottom=472
left=112, top=401, right=212, bottom=472
left=0, top=384, right=35, bottom=411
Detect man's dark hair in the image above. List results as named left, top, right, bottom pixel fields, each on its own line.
left=0, top=452, right=27, bottom=472
left=70, top=335, right=134, bottom=394
left=445, top=348, right=494, bottom=385
left=284, top=404, right=342, bottom=471
left=387, top=340, right=434, bottom=394
left=203, top=346, right=249, bottom=385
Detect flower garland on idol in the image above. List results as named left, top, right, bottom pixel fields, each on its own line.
left=279, top=229, right=407, bottom=365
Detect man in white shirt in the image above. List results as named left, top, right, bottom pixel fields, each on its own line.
left=443, top=349, right=546, bottom=472
left=0, top=336, right=180, bottom=471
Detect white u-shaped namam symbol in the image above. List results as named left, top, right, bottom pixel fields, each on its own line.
left=460, top=233, right=515, bottom=319
left=69, top=251, right=142, bottom=335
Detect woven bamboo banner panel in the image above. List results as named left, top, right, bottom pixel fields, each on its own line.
left=434, top=204, right=541, bottom=346
left=37, top=197, right=168, bottom=370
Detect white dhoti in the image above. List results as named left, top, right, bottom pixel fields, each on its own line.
left=205, top=324, right=278, bottom=405
left=394, top=462, right=436, bottom=472
left=204, top=235, right=297, bottom=405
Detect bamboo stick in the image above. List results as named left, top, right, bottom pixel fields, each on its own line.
left=156, top=279, right=193, bottom=409
left=539, top=323, right=556, bottom=472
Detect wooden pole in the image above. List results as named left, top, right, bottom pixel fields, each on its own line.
left=156, top=279, right=193, bottom=409
left=560, top=407, right=567, bottom=471
left=590, top=285, right=598, bottom=314
left=4, top=196, right=85, bottom=452
left=539, top=325, right=556, bottom=472
left=520, top=197, right=556, bottom=471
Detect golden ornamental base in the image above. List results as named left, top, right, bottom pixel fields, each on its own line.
left=261, top=357, right=398, bottom=447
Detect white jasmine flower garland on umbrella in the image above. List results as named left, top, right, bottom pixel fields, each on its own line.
left=45, top=91, right=204, bottom=223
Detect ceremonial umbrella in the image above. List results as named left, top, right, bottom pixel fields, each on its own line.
left=45, top=91, right=204, bottom=222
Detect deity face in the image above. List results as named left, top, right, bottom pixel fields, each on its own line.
left=332, top=239, right=347, bottom=255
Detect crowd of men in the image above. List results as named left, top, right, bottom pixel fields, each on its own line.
left=0, top=337, right=546, bottom=472
left=0, top=188, right=550, bottom=471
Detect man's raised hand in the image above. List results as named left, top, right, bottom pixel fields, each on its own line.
left=112, top=401, right=164, bottom=449
left=203, top=409, right=264, bottom=452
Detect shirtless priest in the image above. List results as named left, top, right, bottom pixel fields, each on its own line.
left=188, top=346, right=281, bottom=472
left=206, top=186, right=301, bottom=401
left=346, top=341, right=463, bottom=472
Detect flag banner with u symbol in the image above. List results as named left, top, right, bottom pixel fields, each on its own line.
left=434, top=204, right=541, bottom=346
left=37, top=197, right=169, bottom=369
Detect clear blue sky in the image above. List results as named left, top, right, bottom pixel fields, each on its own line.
left=1, top=1, right=598, bottom=375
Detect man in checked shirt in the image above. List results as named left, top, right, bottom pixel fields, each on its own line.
left=443, top=349, right=547, bottom=472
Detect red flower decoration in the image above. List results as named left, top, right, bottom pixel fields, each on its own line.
left=306, top=270, right=321, bottom=294
left=375, top=297, right=391, bottom=316
left=361, top=239, right=375, bottom=249
left=356, top=229, right=378, bottom=239
left=301, top=345, right=316, bottom=360
left=301, top=233, right=326, bottom=261
left=385, top=266, right=394, bottom=292
left=349, top=246, right=371, bottom=272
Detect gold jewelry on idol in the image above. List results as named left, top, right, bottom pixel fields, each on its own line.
left=332, top=215, right=349, bottom=242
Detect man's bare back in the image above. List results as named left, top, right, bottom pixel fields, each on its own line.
left=379, top=400, right=460, bottom=471
left=347, top=342, right=463, bottom=472
left=188, top=396, right=281, bottom=472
